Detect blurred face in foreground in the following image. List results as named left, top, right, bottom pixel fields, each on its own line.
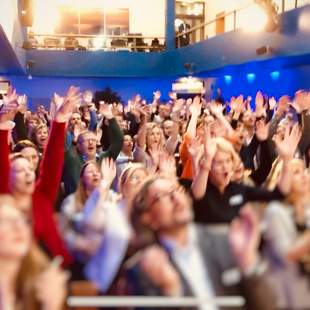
left=142, top=179, right=193, bottom=231
left=0, top=196, right=31, bottom=260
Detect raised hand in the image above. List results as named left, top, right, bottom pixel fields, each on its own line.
left=0, top=86, right=19, bottom=129
left=34, top=259, right=69, bottom=310
left=255, top=119, right=270, bottom=141
left=158, top=151, right=177, bottom=180
left=268, top=97, right=277, bottom=111
left=55, top=86, right=81, bottom=123
left=255, top=91, right=266, bottom=117
left=273, top=123, right=301, bottom=160
left=100, top=157, right=116, bottom=187
left=229, top=205, right=260, bottom=270
left=149, top=144, right=162, bottom=171
left=203, top=123, right=217, bottom=164
left=209, top=101, right=225, bottom=118
left=189, top=96, right=202, bottom=117
left=153, top=90, right=161, bottom=101
left=188, top=137, right=204, bottom=175
left=140, top=245, right=182, bottom=296
left=292, top=90, right=310, bottom=113
left=99, top=101, right=113, bottom=120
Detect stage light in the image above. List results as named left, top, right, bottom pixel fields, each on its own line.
left=92, top=37, right=105, bottom=50
left=240, top=1, right=279, bottom=33
left=270, top=71, right=280, bottom=80
left=247, top=73, right=256, bottom=83
left=240, top=4, right=268, bottom=32
left=224, top=75, right=232, bottom=85
left=32, top=0, right=60, bottom=34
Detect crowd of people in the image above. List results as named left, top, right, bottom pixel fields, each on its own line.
left=0, top=85, right=310, bottom=309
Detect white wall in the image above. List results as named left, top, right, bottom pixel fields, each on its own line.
left=32, top=0, right=166, bottom=38
left=0, top=0, right=18, bottom=43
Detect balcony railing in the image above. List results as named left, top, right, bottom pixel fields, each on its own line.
left=175, top=0, right=310, bottom=48
left=22, top=33, right=165, bottom=53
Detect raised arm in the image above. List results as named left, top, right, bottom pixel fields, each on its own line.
left=191, top=125, right=216, bottom=200
left=36, top=86, right=81, bottom=203
left=0, top=87, right=19, bottom=193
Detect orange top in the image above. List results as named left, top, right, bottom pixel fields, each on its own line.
left=180, top=133, right=194, bottom=180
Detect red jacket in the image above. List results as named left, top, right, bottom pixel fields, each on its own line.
left=0, top=121, right=72, bottom=266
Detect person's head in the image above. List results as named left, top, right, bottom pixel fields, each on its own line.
left=77, top=131, right=98, bottom=159
left=122, top=134, right=134, bottom=154
left=231, top=156, right=245, bottom=183
left=0, top=195, right=49, bottom=309
left=13, top=140, right=40, bottom=172
left=289, top=159, right=310, bottom=197
left=162, top=120, right=174, bottom=138
left=0, top=195, right=31, bottom=260
left=209, top=138, right=239, bottom=191
left=26, top=114, right=40, bottom=131
left=119, top=164, right=148, bottom=201
left=146, top=123, right=165, bottom=148
left=32, top=124, right=48, bottom=149
left=80, top=161, right=101, bottom=194
left=267, top=158, right=309, bottom=196
left=131, top=178, right=192, bottom=234
left=115, top=115, right=128, bottom=132
left=241, top=110, right=255, bottom=128
left=69, top=112, right=82, bottom=127
left=9, top=154, right=36, bottom=198
left=158, top=104, right=166, bottom=118
left=234, top=122, right=246, bottom=151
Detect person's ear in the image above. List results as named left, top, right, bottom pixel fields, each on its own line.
left=141, top=212, right=158, bottom=230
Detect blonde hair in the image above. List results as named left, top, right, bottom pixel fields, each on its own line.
left=146, top=123, right=166, bottom=148
left=0, top=195, right=49, bottom=310
left=118, top=163, right=148, bottom=194
left=265, top=158, right=305, bottom=191
left=213, top=137, right=240, bottom=169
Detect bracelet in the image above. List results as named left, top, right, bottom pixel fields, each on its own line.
left=100, top=179, right=110, bottom=190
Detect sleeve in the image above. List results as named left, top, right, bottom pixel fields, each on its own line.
left=0, top=130, right=10, bottom=193
left=13, top=112, right=28, bottom=141
left=250, top=140, right=273, bottom=186
left=99, top=118, right=124, bottom=161
left=263, top=204, right=296, bottom=261
left=36, top=121, right=66, bottom=204
left=88, top=110, right=98, bottom=132
left=179, top=133, right=191, bottom=166
left=244, top=184, right=284, bottom=203
left=299, top=112, right=310, bottom=156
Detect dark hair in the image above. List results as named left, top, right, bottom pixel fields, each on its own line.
left=130, top=177, right=158, bottom=245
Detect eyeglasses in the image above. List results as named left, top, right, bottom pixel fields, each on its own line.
left=0, top=216, right=32, bottom=228
left=147, top=186, right=181, bottom=210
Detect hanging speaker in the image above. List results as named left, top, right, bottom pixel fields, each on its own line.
left=20, top=0, right=33, bottom=27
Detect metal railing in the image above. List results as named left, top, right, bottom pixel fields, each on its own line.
left=23, top=33, right=165, bottom=52
left=68, top=296, right=245, bottom=308
left=175, top=0, right=310, bottom=48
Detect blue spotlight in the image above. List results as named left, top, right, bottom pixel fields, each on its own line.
left=246, top=73, right=256, bottom=83
left=224, top=75, right=232, bottom=85
left=270, top=70, right=280, bottom=80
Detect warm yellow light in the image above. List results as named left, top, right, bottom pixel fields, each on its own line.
left=239, top=4, right=268, bottom=33
left=32, top=0, right=60, bottom=34
left=92, top=37, right=105, bottom=50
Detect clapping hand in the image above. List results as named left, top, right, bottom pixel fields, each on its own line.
left=229, top=205, right=260, bottom=271
left=0, top=86, right=19, bottom=129
left=273, top=123, right=301, bottom=160
left=100, top=157, right=117, bottom=188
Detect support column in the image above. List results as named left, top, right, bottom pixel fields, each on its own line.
left=165, top=0, right=175, bottom=51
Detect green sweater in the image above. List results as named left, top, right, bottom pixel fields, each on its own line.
left=62, top=118, right=123, bottom=196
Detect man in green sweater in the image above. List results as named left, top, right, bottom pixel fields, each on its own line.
left=62, top=104, right=123, bottom=196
